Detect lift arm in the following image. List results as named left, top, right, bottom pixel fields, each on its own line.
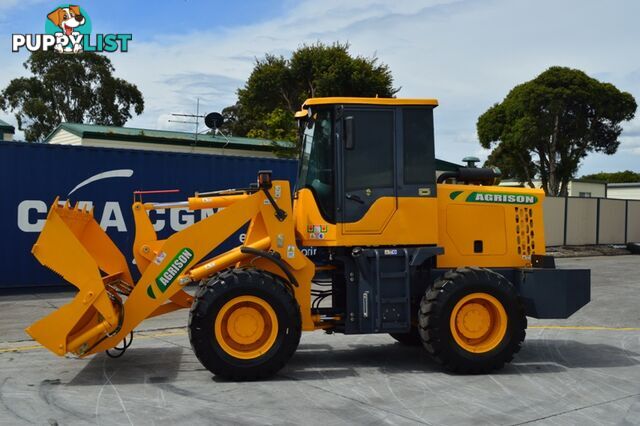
left=26, top=179, right=315, bottom=357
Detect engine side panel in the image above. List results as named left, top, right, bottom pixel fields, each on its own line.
left=436, top=184, right=546, bottom=268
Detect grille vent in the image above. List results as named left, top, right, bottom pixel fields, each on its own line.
left=515, top=207, right=535, bottom=256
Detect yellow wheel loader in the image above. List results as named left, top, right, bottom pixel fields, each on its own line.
left=26, top=97, right=590, bottom=380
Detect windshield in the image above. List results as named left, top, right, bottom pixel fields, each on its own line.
left=297, top=108, right=334, bottom=221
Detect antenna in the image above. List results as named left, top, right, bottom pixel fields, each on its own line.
left=169, top=98, right=205, bottom=146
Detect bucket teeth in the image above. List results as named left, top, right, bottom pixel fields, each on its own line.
left=56, top=200, right=93, bottom=216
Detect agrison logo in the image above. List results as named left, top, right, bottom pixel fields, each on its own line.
left=12, top=4, right=132, bottom=53
left=466, top=192, right=538, bottom=205
left=155, top=248, right=194, bottom=293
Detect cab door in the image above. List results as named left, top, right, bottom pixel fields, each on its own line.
left=339, top=107, right=397, bottom=234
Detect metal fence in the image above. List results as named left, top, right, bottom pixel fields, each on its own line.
left=543, top=196, right=640, bottom=246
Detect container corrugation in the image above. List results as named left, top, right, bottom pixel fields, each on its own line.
left=0, top=142, right=297, bottom=288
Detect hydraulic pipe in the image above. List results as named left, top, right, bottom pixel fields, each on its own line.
left=187, top=237, right=271, bottom=282
left=188, top=194, right=250, bottom=210
left=67, top=319, right=113, bottom=354
left=142, top=194, right=250, bottom=211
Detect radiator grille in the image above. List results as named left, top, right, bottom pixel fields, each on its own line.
left=515, top=207, right=535, bottom=256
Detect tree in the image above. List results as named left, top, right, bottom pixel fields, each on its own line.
left=0, top=51, right=144, bottom=142
left=477, top=66, right=636, bottom=196
left=484, top=144, right=537, bottom=188
left=225, top=42, right=398, bottom=157
left=581, top=170, right=640, bottom=183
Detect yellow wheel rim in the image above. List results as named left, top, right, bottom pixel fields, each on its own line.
left=449, top=292, right=507, bottom=353
left=214, top=295, right=278, bottom=360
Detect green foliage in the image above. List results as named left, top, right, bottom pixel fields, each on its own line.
left=477, top=66, right=637, bottom=196
left=224, top=42, right=398, bottom=157
left=581, top=170, right=640, bottom=183
left=484, top=144, right=537, bottom=188
left=0, top=51, right=144, bottom=142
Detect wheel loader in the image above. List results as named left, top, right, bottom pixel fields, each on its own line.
left=26, top=97, right=590, bottom=380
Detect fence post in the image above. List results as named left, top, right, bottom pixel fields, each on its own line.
left=563, top=196, right=568, bottom=246
left=596, top=198, right=600, bottom=245
left=625, top=200, right=629, bottom=244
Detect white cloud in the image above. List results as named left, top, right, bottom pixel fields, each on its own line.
left=2, top=0, right=640, bottom=174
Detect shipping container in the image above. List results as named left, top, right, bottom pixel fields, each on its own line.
left=0, top=142, right=297, bottom=288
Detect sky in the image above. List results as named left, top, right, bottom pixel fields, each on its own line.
left=1, top=0, right=639, bottom=175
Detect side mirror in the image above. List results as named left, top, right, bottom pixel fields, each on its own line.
left=344, top=116, right=355, bottom=150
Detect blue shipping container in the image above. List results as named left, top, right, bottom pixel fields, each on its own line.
left=0, top=142, right=297, bottom=288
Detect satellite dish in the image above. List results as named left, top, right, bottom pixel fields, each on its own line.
left=204, top=112, right=224, bottom=130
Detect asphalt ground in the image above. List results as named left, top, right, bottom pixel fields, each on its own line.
left=0, top=256, right=639, bottom=425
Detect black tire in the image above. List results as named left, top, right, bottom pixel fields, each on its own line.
left=189, top=268, right=301, bottom=381
left=418, top=267, right=526, bottom=373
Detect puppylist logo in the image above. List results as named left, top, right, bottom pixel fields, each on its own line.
left=12, top=5, right=132, bottom=53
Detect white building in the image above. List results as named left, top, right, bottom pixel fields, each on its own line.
left=607, top=183, right=640, bottom=200
left=0, top=119, right=14, bottom=141
left=500, top=179, right=607, bottom=198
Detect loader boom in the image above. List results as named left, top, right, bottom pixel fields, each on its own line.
left=27, top=179, right=314, bottom=357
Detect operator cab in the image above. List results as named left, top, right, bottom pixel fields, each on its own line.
left=295, top=97, right=439, bottom=228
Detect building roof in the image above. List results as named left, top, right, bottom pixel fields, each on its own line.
left=0, top=119, right=15, bottom=134
left=44, top=123, right=294, bottom=151
left=44, top=122, right=460, bottom=170
left=303, top=97, right=439, bottom=107
left=572, top=178, right=607, bottom=185
left=608, top=182, right=640, bottom=188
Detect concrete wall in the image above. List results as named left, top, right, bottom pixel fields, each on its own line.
left=544, top=196, right=640, bottom=246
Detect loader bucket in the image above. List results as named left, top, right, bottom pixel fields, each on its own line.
left=26, top=199, right=134, bottom=356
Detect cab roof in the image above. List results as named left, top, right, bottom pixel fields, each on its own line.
left=302, top=97, right=439, bottom=107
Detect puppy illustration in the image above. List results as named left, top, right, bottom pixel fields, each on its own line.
left=47, top=5, right=86, bottom=53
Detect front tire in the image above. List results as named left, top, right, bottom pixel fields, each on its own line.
left=419, top=267, right=526, bottom=373
left=189, top=268, right=301, bottom=381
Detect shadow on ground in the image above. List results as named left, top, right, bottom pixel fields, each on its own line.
left=67, top=347, right=197, bottom=386
left=279, top=339, right=640, bottom=380
left=64, top=338, right=640, bottom=386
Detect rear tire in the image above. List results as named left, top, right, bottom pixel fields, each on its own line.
left=419, top=267, right=526, bottom=373
left=189, top=268, right=301, bottom=381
